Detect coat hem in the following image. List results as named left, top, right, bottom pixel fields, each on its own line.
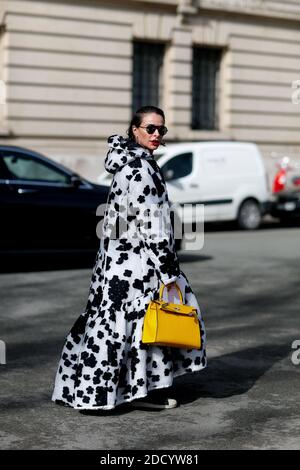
left=51, top=362, right=207, bottom=411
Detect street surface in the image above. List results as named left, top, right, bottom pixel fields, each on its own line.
left=0, top=222, right=300, bottom=450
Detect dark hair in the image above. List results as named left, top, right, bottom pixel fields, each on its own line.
left=127, top=105, right=165, bottom=141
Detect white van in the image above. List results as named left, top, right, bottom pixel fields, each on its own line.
left=98, top=141, right=270, bottom=230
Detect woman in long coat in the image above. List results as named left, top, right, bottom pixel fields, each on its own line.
left=51, top=106, right=206, bottom=411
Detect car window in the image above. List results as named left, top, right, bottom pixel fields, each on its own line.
left=0, top=157, right=12, bottom=179
left=160, top=152, right=193, bottom=181
left=2, top=152, right=69, bottom=183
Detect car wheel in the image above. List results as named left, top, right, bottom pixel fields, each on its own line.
left=237, top=200, right=262, bottom=230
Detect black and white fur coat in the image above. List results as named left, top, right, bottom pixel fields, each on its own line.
left=51, top=135, right=207, bottom=410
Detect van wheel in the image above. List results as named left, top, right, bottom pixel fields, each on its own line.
left=237, top=200, right=262, bottom=230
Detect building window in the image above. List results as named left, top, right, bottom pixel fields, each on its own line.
left=192, top=47, right=222, bottom=130
left=132, top=41, right=165, bottom=113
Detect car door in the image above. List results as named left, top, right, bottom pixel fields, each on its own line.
left=0, top=149, right=103, bottom=251
left=0, top=150, right=78, bottom=250
left=159, top=151, right=204, bottom=225
left=196, top=147, right=230, bottom=221
left=0, top=156, right=17, bottom=250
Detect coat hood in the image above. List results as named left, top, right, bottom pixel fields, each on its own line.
left=105, top=134, right=153, bottom=175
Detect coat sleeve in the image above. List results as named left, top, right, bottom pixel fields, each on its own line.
left=127, top=161, right=180, bottom=285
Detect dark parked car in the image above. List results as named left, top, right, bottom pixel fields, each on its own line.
left=0, top=146, right=109, bottom=252
left=270, top=190, right=300, bottom=223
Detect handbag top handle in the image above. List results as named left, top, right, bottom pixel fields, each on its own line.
left=159, top=283, right=183, bottom=304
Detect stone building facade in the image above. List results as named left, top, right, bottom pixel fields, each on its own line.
left=0, top=0, right=300, bottom=181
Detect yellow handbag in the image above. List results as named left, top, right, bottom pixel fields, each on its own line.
left=142, top=283, right=201, bottom=349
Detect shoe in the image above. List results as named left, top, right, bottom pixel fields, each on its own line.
left=129, top=393, right=178, bottom=410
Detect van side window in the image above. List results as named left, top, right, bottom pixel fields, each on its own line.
left=161, top=152, right=193, bottom=181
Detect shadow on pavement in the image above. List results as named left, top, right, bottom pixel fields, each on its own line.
left=78, top=404, right=134, bottom=417
left=0, top=251, right=97, bottom=273
left=1, top=340, right=291, bottom=414
left=178, top=253, right=212, bottom=263
left=0, top=250, right=212, bottom=274
left=173, top=343, right=291, bottom=403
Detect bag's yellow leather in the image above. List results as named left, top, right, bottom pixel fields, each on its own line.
left=142, top=283, right=201, bottom=349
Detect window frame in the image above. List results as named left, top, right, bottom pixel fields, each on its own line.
left=191, top=46, right=222, bottom=131
left=132, top=40, right=165, bottom=113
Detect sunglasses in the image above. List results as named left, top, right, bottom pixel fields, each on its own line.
left=139, top=124, right=168, bottom=136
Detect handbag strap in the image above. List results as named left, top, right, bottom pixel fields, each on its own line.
left=159, top=282, right=183, bottom=304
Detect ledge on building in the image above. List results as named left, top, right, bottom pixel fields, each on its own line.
left=168, top=129, right=233, bottom=142
left=0, top=126, right=11, bottom=137
left=197, top=0, right=300, bottom=24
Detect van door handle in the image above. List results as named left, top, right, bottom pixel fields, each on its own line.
left=190, top=183, right=199, bottom=188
